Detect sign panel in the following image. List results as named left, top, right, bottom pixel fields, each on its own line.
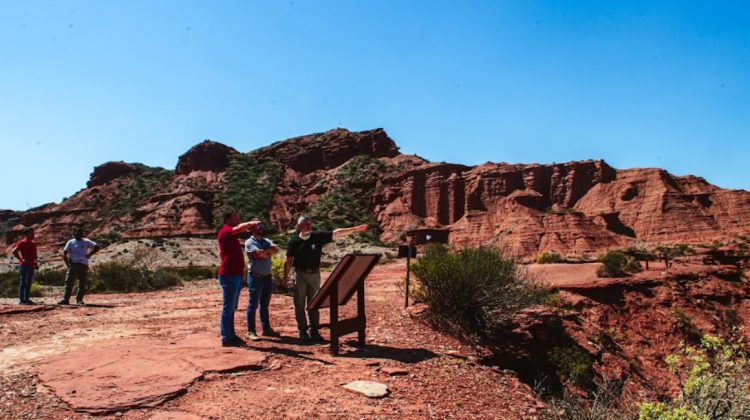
left=308, top=254, right=381, bottom=310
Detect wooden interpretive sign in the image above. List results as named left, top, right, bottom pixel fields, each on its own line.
left=308, top=254, right=381, bottom=355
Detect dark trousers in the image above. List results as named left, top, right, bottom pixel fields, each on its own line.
left=18, top=265, right=34, bottom=303
left=64, top=263, right=88, bottom=302
left=246, top=274, right=273, bottom=332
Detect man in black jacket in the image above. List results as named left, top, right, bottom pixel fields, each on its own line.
left=283, top=215, right=367, bottom=342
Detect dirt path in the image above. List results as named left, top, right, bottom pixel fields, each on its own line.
left=0, top=260, right=541, bottom=419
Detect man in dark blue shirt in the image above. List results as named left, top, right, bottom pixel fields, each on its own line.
left=244, top=222, right=280, bottom=340
left=283, top=215, right=367, bottom=342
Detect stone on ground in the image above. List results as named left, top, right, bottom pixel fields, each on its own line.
left=342, top=381, right=389, bottom=398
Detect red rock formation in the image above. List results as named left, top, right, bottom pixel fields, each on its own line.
left=87, top=162, right=138, bottom=187
left=253, top=128, right=400, bottom=173
left=175, top=140, right=237, bottom=174
left=575, top=168, right=750, bottom=244
left=5, top=128, right=750, bottom=258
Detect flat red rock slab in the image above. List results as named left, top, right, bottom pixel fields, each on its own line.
left=0, top=305, right=55, bottom=316
left=38, top=332, right=265, bottom=414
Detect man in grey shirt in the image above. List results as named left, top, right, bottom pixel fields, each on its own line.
left=244, top=222, right=280, bottom=340
left=58, top=227, right=100, bottom=305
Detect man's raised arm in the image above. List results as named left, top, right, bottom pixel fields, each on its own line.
left=232, top=220, right=261, bottom=235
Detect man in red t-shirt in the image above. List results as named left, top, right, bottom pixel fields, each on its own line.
left=217, top=211, right=260, bottom=347
left=12, top=228, right=38, bottom=305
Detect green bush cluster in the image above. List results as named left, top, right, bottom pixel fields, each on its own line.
left=214, top=153, right=283, bottom=229
left=0, top=270, right=43, bottom=298
left=548, top=346, right=594, bottom=388
left=544, top=334, right=750, bottom=420
left=410, top=244, right=548, bottom=343
left=308, top=155, right=392, bottom=243
left=672, top=308, right=702, bottom=341
left=89, top=261, right=183, bottom=293
left=536, top=251, right=563, bottom=264
left=597, top=250, right=643, bottom=277
left=638, top=334, right=750, bottom=419
left=655, top=244, right=694, bottom=260
left=271, top=254, right=292, bottom=294
left=107, top=165, right=173, bottom=218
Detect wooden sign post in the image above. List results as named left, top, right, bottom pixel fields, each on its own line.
left=308, top=254, right=381, bottom=355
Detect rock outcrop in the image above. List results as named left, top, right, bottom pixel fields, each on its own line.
left=5, top=128, right=750, bottom=258
left=87, top=162, right=138, bottom=187
left=175, top=140, right=237, bottom=174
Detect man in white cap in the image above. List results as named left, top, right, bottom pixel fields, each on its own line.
left=283, top=215, right=367, bottom=342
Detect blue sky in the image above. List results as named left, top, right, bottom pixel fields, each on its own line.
left=1, top=1, right=748, bottom=210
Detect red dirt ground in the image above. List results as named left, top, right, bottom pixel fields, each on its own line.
left=0, top=260, right=543, bottom=419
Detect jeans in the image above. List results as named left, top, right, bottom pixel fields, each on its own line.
left=293, top=270, right=321, bottom=333
left=18, top=265, right=34, bottom=303
left=246, top=274, right=273, bottom=332
left=218, top=275, right=242, bottom=343
left=63, top=263, right=88, bottom=302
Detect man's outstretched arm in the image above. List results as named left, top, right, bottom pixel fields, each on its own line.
left=332, top=224, right=368, bottom=240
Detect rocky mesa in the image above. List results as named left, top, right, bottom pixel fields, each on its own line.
left=3, top=128, right=750, bottom=258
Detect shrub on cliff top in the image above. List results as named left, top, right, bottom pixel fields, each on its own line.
left=597, top=250, right=642, bottom=277
left=536, top=251, right=563, bottom=264
left=411, top=243, right=548, bottom=343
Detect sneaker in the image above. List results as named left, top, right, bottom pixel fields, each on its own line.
left=57, top=299, right=69, bottom=305
left=221, top=336, right=246, bottom=347
left=246, top=330, right=259, bottom=341
left=310, top=330, right=324, bottom=342
left=24, top=299, right=36, bottom=305
left=76, top=300, right=85, bottom=306
left=261, top=328, right=281, bottom=337
left=299, top=331, right=311, bottom=342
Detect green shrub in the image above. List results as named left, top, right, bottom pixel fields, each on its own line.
left=172, top=265, right=216, bottom=281
left=87, top=246, right=183, bottom=293
left=638, top=334, right=750, bottom=419
left=548, top=346, right=594, bottom=388
left=625, top=245, right=656, bottom=261
left=271, top=254, right=291, bottom=294
left=597, top=250, right=642, bottom=277
left=34, top=269, right=66, bottom=286
left=536, top=251, right=563, bottom=264
left=542, top=377, right=635, bottom=420
left=411, top=244, right=547, bottom=343
left=0, top=270, right=44, bottom=298
left=672, top=308, right=701, bottom=341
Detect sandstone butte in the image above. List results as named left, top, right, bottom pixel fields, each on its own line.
left=2, top=127, right=749, bottom=257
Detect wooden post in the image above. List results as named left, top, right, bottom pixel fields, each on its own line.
left=330, top=277, right=339, bottom=356
left=357, top=279, right=366, bottom=346
left=404, top=250, right=411, bottom=308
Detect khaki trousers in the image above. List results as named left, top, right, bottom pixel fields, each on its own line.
left=293, top=270, right=320, bottom=332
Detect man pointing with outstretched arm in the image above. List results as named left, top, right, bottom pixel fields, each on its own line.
left=283, top=215, right=368, bottom=342
left=217, top=211, right=261, bottom=347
